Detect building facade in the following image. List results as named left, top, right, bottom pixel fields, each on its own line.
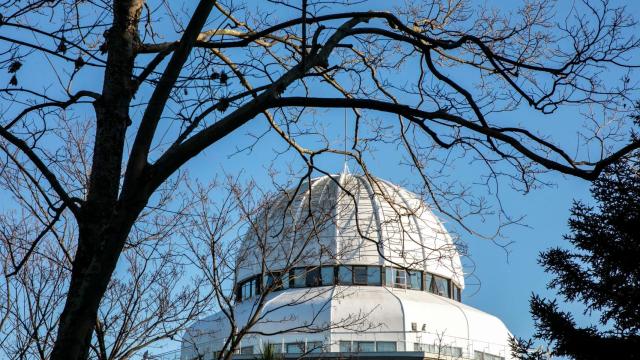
left=181, top=172, right=512, bottom=360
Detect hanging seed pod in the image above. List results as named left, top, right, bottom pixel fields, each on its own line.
left=74, top=56, right=85, bottom=70
left=217, top=97, right=229, bottom=112
left=57, top=37, right=68, bottom=54
left=8, top=60, right=22, bottom=73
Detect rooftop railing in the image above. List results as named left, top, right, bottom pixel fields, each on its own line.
left=148, top=330, right=512, bottom=360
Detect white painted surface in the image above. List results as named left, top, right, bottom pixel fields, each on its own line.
left=236, top=174, right=464, bottom=287
left=182, top=287, right=512, bottom=359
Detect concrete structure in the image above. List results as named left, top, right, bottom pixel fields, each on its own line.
left=181, top=172, right=512, bottom=360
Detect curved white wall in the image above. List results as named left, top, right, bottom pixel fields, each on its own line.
left=181, top=286, right=513, bottom=359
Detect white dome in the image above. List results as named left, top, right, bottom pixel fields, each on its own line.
left=181, top=173, right=513, bottom=360
left=236, top=172, right=464, bottom=288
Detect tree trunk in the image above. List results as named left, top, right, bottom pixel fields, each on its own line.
left=50, top=223, right=129, bottom=360
left=49, top=1, right=144, bottom=358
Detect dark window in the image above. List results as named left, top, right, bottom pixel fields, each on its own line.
left=367, top=266, right=381, bottom=285
left=440, top=346, right=463, bottom=357
left=409, top=270, right=422, bottom=290
left=433, top=275, right=450, bottom=298
left=307, top=341, right=323, bottom=353
left=453, top=285, right=462, bottom=301
left=338, top=266, right=353, bottom=285
left=353, top=266, right=368, bottom=284
left=240, top=346, right=253, bottom=354
left=306, top=267, right=321, bottom=287
left=384, top=267, right=393, bottom=286
left=240, top=278, right=257, bottom=301
left=426, top=273, right=434, bottom=293
left=376, top=341, right=397, bottom=352
left=356, top=341, right=375, bottom=352
left=264, top=271, right=283, bottom=291
left=286, top=342, right=304, bottom=354
left=394, top=269, right=407, bottom=288
left=321, top=266, right=335, bottom=286
left=292, top=268, right=306, bottom=288
left=264, top=273, right=274, bottom=287
left=339, top=341, right=352, bottom=352
left=266, top=343, right=282, bottom=354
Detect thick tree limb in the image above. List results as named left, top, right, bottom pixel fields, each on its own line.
left=268, top=97, right=640, bottom=180
left=122, top=0, right=216, bottom=200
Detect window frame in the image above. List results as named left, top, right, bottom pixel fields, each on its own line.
left=337, top=265, right=353, bottom=285
left=305, top=266, right=322, bottom=287
left=236, top=266, right=460, bottom=302
left=394, top=268, right=407, bottom=288
left=285, top=342, right=305, bottom=354
left=367, top=266, right=382, bottom=286
left=453, top=284, right=462, bottom=301
left=376, top=341, right=397, bottom=352
left=291, top=268, right=306, bottom=288
left=355, top=341, right=375, bottom=352
left=433, top=274, right=450, bottom=298
left=339, top=341, right=352, bottom=353
left=408, top=270, right=423, bottom=290
left=321, top=266, right=335, bottom=286
left=264, top=271, right=283, bottom=291
left=307, top=341, right=323, bottom=353
left=353, top=265, right=368, bottom=285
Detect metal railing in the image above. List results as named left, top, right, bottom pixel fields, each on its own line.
left=148, top=330, right=511, bottom=360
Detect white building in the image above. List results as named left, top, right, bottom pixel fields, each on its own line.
left=181, top=172, right=513, bottom=360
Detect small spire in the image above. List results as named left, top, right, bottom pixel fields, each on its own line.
left=341, top=162, right=351, bottom=176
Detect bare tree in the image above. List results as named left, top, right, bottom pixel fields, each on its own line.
left=1, top=0, right=639, bottom=359
left=181, top=176, right=383, bottom=360
left=0, top=127, right=212, bottom=359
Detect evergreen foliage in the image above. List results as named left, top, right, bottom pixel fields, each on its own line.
left=512, top=155, right=640, bottom=360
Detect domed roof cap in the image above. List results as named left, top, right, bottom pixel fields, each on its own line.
left=237, top=172, right=464, bottom=288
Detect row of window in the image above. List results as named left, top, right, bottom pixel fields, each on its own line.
left=236, top=265, right=462, bottom=302
left=413, top=343, right=463, bottom=357
left=239, top=341, right=323, bottom=355
left=235, top=341, right=503, bottom=358
left=339, top=340, right=397, bottom=352
left=237, top=340, right=397, bottom=355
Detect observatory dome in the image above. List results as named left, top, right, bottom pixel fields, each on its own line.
left=181, top=172, right=513, bottom=360
left=236, top=172, right=464, bottom=288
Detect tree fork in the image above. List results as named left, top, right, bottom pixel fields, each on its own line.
left=51, top=0, right=144, bottom=358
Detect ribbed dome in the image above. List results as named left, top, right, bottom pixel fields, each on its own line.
left=236, top=172, right=464, bottom=288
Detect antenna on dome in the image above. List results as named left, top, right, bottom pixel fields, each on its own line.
left=343, top=105, right=349, bottom=173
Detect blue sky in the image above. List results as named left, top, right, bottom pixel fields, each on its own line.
left=2, top=0, right=638, bottom=354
